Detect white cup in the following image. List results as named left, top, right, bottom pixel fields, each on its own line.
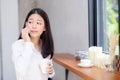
left=80, top=59, right=91, bottom=66
left=40, top=59, right=52, bottom=74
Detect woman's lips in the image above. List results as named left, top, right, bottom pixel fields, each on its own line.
left=30, top=30, right=38, bottom=33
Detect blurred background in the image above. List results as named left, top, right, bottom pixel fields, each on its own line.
left=0, top=0, right=119, bottom=80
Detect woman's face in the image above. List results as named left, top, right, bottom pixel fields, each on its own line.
left=26, top=13, right=46, bottom=38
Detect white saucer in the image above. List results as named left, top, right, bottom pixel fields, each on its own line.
left=77, top=63, right=94, bottom=67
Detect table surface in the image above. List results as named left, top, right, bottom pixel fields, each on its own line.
left=53, top=53, right=120, bottom=80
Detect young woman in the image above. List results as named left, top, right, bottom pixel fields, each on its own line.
left=12, top=8, right=55, bottom=80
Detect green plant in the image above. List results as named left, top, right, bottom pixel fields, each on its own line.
left=106, top=0, right=119, bottom=55
left=106, top=0, right=119, bottom=37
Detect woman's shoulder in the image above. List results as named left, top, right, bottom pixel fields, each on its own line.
left=12, top=39, right=24, bottom=47
left=12, top=39, right=34, bottom=48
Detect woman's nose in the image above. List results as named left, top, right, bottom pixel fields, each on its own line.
left=32, top=23, right=37, bottom=28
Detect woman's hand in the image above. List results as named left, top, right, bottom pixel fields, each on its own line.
left=46, top=62, right=54, bottom=74
left=21, top=26, right=31, bottom=42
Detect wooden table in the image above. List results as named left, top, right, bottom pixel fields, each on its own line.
left=53, top=53, right=120, bottom=80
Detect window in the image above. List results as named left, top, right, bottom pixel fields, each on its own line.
left=89, top=0, right=119, bottom=54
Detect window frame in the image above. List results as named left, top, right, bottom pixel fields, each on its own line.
left=88, top=0, right=97, bottom=46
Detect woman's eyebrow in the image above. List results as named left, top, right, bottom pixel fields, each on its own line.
left=28, top=18, right=43, bottom=22
left=28, top=18, right=33, bottom=20
left=37, top=19, right=43, bottom=21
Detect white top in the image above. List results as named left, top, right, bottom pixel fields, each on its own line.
left=12, top=39, right=55, bottom=80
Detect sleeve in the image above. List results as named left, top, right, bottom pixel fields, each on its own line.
left=12, top=41, right=34, bottom=76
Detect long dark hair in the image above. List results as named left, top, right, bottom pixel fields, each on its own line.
left=18, top=8, right=54, bottom=59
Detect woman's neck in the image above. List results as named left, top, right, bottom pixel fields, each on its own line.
left=31, top=37, right=41, bottom=51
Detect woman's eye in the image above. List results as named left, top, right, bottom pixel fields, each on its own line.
left=37, top=22, right=41, bottom=25
left=28, top=21, right=32, bottom=24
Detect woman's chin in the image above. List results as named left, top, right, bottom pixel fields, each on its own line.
left=30, top=35, right=40, bottom=38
